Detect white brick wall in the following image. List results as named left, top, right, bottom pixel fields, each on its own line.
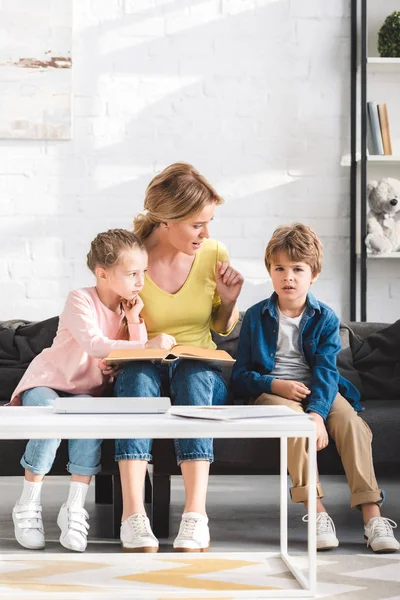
left=0, top=0, right=357, bottom=322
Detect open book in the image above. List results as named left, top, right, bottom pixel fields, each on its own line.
left=105, top=345, right=235, bottom=365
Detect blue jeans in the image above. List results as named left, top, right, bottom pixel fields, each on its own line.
left=114, top=360, right=228, bottom=465
left=21, top=387, right=103, bottom=477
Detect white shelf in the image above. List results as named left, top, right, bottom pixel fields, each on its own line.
left=357, top=252, right=400, bottom=259
left=367, top=57, right=400, bottom=72
left=367, top=57, right=400, bottom=64
left=368, top=252, right=400, bottom=259
left=367, top=155, right=400, bottom=163
left=340, top=154, right=400, bottom=166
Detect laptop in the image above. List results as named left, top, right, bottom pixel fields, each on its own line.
left=53, top=396, right=171, bottom=414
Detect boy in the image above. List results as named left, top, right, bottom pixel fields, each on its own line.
left=231, top=223, right=399, bottom=552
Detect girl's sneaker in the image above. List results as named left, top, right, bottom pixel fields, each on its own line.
left=364, top=517, right=400, bottom=553
left=57, top=503, right=90, bottom=552
left=303, top=512, right=339, bottom=550
left=173, top=512, right=210, bottom=552
left=12, top=502, right=45, bottom=550
left=120, top=513, right=159, bottom=552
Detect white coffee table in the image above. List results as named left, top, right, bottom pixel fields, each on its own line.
left=1, top=406, right=316, bottom=597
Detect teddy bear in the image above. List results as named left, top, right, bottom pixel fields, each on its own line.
left=365, top=177, right=400, bottom=254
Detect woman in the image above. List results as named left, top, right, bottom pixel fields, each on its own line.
left=112, top=163, right=243, bottom=552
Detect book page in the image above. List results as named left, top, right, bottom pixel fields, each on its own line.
left=172, top=345, right=234, bottom=362
left=105, top=348, right=167, bottom=362
left=105, top=345, right=235, bottom=364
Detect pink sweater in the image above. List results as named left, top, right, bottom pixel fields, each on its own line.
left=9, top=287, right=148, bottom=405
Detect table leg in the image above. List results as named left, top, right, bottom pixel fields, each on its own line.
left=307, top=429, right=317, bottom=595
left=280, top=436, right=288, bottom=555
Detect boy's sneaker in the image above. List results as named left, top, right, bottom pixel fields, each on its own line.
left=173, top=512, right=210, bottom=552
left=303, top=512, right=339, bottom=550
left=57, top=503, right=89, bottom=552
left=12, top=502, right=45, bottom=550
left=364, top=517, right=400, bottom=553
left=120, top=513, right=159, bottom=552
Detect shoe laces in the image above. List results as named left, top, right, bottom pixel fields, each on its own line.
left=127, top=513, right=151, bottom=537
left=367, top=517, right=397, bottom=545
left=303, top=512, right=336, bottom=535
left=179, top=516, right=200, bottom=540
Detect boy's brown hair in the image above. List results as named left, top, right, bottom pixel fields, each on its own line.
left=264, top=223, right=323, bottom=276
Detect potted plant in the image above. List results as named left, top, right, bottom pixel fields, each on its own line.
left=378, top=11, right=400, bottom=58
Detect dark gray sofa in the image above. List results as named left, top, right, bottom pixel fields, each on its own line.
left=1, top=315, right=399, bottom=539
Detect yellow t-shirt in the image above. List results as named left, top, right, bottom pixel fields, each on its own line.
left=140, top=239, right=236, bottom=350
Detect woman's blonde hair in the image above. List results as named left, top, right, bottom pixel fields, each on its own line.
left=133, top=162, right=224, bottom=240
left=87, top=229, right=146, bottom=340
left=264, top=223, right=323, bottom=276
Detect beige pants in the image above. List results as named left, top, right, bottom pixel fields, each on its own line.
left=256, top=392, right=382, bottom=508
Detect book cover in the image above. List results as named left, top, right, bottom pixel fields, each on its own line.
left=367, top=102, right=384, bottom=155
left=105, top=345, right=235, bottom=364
left=378, top=103, right=393, bottom=155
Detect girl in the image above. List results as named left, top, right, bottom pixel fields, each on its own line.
left=111, top=163, right=244, bottom=553
left=9, top=229, right=170, bottom=552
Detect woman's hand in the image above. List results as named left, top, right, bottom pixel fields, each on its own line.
left=121, top=296, right=144, bottom=324
left=216, top=261, right=244, bottom=305
left=145, top=333, right=176, bottom=350
left=99, top=359, right=120, bottom=378
left=271, top=379, right=311, bottom=402
left=309, top=412, right=329, bottom=451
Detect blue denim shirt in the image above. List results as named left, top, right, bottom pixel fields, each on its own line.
left=230, top=292, right=363, bottom=420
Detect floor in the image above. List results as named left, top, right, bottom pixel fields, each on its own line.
left=1, top=473, right=399, bottom=555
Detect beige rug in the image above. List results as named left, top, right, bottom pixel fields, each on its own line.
left=1, top=552, right=400, bottom=599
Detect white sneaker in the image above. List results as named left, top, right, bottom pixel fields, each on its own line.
left=120, top=513, right=159, bottom=552
left=12, top=502, right=45, bottom=550
left=57, top=503, right=89, bottom=552
left=303, top=512, right=339, bottom=550
left=364, top=517, right=400, bottom=553
left=173, top=512, right=210, bottom=552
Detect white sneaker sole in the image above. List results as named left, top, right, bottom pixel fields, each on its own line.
left=121, top=543, right=159, bottom=553
left=317, top=538, right=339, bottom=551
left=364, top=536, right=400, bottom=553
left=174, top=543, right=210, bottom=552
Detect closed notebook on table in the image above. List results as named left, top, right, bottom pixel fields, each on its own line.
left=105, top=345, right=235, bottom=365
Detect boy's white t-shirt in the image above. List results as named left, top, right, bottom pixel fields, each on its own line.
left=269, top=308, right=312, bottom=386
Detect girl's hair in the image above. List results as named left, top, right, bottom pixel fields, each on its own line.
left=87, top=229, right=145, bottom=273
left=133, top=162, right=224, bottom=240
left=87, top=229, right=146, bottom=340
left=264, top=223, right=323, bottom=276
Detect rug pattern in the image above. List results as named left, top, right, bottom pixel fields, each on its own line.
left=1, top=552, right=400, bottom=599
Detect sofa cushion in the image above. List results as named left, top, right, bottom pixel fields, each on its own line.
left=353, top=320, right=400, bottom=401
left=0, top=317, right=59, bottom=402
left=337, top=324, right=364, bottom=395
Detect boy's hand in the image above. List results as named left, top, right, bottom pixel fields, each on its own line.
left=271, top=379, right=311, bottom=402
left=216, top=261, right=244, bottom=305
left=145, top=333, right=176, bottom=350
left=122, top=296, right=144, bottom=324
left=309, top=412, right=329, bottom=451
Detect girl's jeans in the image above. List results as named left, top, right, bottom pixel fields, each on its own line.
left=114, top=359, right=228, bottom=465
left=21, top=387, right=103, bottom=477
